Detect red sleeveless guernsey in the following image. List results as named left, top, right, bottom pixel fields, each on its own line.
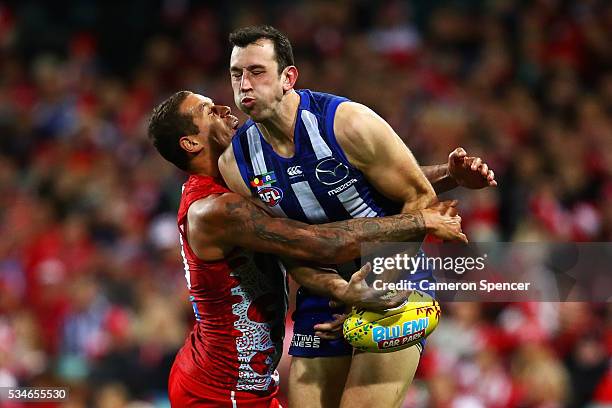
left=170, top=174, right=287, bottom=401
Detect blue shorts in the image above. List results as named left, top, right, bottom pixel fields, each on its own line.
left=289, top=256, right=436, bottom=358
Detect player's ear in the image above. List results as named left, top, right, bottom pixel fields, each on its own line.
left=179, top=135, right=204, bottom=153
left=282, top=66, right=298, bottom=92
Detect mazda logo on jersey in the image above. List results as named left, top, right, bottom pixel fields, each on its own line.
left=258, top=186, right=284, bottom=207
left=315, top=158, right=349, bottom=185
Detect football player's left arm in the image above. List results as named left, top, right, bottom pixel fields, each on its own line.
left=334, top=102, right=436, bottom=211
left=421, top=147, right=498, bottom=194
left=284, top=259, right=404, bottom=309
left=284, top=260, right=406, bottom=339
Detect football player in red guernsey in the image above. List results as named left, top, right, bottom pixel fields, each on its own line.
left=147, top=90, right=467, bottom=407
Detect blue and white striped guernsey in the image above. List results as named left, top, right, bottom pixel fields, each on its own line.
left=232, top=89, right=434, bottom=357
left=231, top=89, right=401, bottom=227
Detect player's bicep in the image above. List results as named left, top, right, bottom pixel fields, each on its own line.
left=334, top=103, right=435, bottom=209
left=370, top=146, right=436, bottom=210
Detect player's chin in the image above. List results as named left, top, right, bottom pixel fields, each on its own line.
left=215, top=127, right=234, bottom=149
left=220, top=132, right=234, bottom=148
left=243, top=106, right=265, bottom=122
left=238, top=102, right=253, bottom=115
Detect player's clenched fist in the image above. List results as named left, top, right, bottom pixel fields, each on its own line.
left=421, top=200, right=468, bottom=243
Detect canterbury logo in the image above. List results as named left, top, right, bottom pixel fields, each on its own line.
left=287, top=166, right=303, bottom=176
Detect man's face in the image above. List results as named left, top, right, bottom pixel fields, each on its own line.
left=180, top=93, right=239, bottom=149
left=230, top=39, right=285, bottom=122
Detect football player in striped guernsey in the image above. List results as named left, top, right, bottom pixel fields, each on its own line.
left=219, top=25, right=496, bottom=408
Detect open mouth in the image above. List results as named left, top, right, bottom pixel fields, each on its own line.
left=241, top=96, right=255, bottom=108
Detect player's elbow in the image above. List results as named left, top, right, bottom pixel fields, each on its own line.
left=403, top=184, right=437, bottom=211
left=420, top=185, right=437, bottom=204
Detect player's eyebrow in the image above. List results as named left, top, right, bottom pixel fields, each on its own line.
left=192, top=100, right=212, bottom=115
left=230, top=64, right=266, bottom=72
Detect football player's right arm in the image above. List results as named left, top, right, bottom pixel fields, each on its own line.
left=186, top=192, right=429, bottom=263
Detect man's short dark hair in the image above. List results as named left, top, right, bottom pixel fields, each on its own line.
left=229, top=25, right=295, bottom=74
left=148, top=90, right=198, bottom=171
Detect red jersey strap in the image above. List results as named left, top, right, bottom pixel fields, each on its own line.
left=177, top=174, right=230, bottom=228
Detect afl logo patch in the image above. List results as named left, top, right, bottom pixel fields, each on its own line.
left=315, top=158, right=349, bottom=186
left=258, top=186, right=284, bottom=207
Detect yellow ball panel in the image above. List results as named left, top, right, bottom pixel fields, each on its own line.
left=343, top=290, right=441, bottom=353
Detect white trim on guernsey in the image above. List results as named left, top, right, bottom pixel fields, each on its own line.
left=301, top=110, right=333, bottom=160
left=247, top=126, right=267, bottom=176
left=247, top=126, right=288, bottom=218
left=291, top=181, right=329, bottom=223
left=272, top=368, right=281, bottom=387
left=336, top=186, right=378, bottom=218
left=230, top=390, right=237, bottom=408
left=178, top=231, right=191, bottom=289
left=300, top=110, right=379, bottom=221
left=179, top=185, right=191, bottom=289
left=277, top=260, right=290, bottom=309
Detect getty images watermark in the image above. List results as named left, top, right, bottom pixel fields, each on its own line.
left=362, top=242, right=612, bottom=302
left=371, top=253, right=531, bottom=293
left=372, top=253, right=487, bottom=275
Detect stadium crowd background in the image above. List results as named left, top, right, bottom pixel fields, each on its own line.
left=0, top=0, right=611, bottom=407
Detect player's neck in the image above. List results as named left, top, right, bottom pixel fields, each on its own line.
left=257, top=91, right=300, bottom=154
left=190, top=150, right=222, bottom=179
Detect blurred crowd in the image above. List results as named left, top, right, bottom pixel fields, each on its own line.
left=0, top=0, right=611, bottom=407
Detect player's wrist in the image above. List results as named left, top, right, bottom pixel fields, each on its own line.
left=442, top=163, right=451, bottom=178
left=330, top=279, right=350, bottom=303
left=421, top=209, right=437, bottom=233
left=444, top=165, right=460, bottom=186
left=442, top=164, right=459, bottom=185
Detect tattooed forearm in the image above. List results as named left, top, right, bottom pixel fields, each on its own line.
left=225, top=199, right=300, bottom=244
left=363, top=220, right=382, bottom=234
left=219, top=194, right=427, bottom=264
left=421, top=164, right=448, bottom=183
left=421, top=164, right=457, bottom=194
left=315, top=210, right=426, bottom=246
left=253, top=223, right=301, bottom=244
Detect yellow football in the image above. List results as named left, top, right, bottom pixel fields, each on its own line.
left=343, top=290, right=441, bottom=353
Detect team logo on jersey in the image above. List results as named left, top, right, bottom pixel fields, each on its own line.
left=287, top=166, right=303, bottom=177
left=315, top=158, right=349, bottom=186
left=258, top=186, right=284, bottom=207
left=251, top=171, right=277, bottom=188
